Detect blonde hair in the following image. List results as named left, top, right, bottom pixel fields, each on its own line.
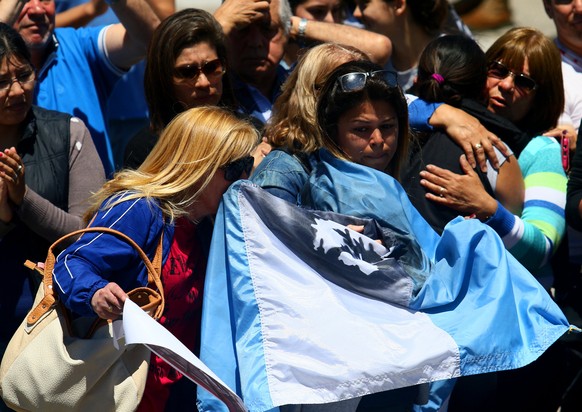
left=265, top=43, right=369, bottom=153
left=84, top=106, right=259, bottom=223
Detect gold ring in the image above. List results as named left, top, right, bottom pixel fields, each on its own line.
left=16, top=164, right=22, bottom=172
left=107, top=305, right=113, bottom=312
left=439, top=187, right=446, bottom=197
left=475, top=143, right=483, bottom=150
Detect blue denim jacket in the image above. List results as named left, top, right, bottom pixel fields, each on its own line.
left=250, top=149, right=314, bottom=204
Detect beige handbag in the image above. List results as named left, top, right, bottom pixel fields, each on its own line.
left=0, top=227, right=165, bottom=412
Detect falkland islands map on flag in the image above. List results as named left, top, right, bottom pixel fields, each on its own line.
left=197, top=151, right=574, bottom=412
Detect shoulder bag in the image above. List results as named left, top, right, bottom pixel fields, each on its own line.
left=0, top=227, right=165, bottom=412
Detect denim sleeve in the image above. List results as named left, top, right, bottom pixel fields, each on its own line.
left=250, top=151, right=310, bottom=204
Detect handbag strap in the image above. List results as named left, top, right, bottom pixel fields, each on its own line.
left=27, top=227, right=165, bottom=325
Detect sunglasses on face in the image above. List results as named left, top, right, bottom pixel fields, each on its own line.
left=487, top=61, right=537, bottom=93
left=222, top=155, right=254, bottom=182
left=173, top=59, right=225, bottom=83
left=336, top=70, right=398, bottom=93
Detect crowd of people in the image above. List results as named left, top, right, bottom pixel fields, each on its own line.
left=1, top=0, right=581, bottom=411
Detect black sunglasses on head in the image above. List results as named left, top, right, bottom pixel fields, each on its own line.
left=222, top=156, right=254, bottom=182
left=487, top=61, right=537, bottom=93
left=336, top=70, right=398, bottom=92
left=174, top=59, right=225, bottom=83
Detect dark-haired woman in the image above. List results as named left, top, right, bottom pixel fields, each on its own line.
left=123, top=8, right=235, bottom=169
left=419, top=27, right=566, bottom=287
left=0, top=22, right=105, bottom=382
left=402, top=34, right=524, bottom=235
left=413, top=27, right=568, bottom=412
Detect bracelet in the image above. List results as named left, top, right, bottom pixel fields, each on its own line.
left=298, top=18, right=308, bottom=39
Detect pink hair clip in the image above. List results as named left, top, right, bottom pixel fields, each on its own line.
left=431, top=73, right=445, bottom=84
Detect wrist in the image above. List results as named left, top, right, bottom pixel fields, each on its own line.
left=429, top=104, right=450, bottom=128
left=475, top=198, right=497, bottom=222
left=298, top=17, right=307, bottom=39
left=290, top=16, right=308, bottom=40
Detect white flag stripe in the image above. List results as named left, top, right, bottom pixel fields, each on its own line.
left=240, top=196, right=461, bottom=406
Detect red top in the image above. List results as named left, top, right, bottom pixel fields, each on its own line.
left=137, top=218, right=206, bottom=412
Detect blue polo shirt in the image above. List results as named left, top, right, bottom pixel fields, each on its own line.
left=34, top=27, right=124, bottom=176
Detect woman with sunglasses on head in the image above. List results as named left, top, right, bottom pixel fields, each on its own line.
left=419, top=27, right=567, bottom=291
left=0, top=23, right=105, bottom=373
left=402, top=34, right=524, bottom=236
left=252, top=52, right=420, bottom=411
left=53, top=106, right=258, bottom=411
left=316, top=60, right=409, bottom=179
left=305, top=58, right=424, bottom=412
left=252, top=43, right=369, bottom=204
left=123, top=8, right=235, bottom=169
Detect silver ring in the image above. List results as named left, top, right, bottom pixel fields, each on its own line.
left=439, top=187, right=445, bottom=197
left=475, top=143, right=483, bottom=150
left=16, top=164, right=22, bottom=172
left=13, top=173, right=18, bottom=182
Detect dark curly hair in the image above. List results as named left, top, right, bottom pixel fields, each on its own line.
left=316, top=60, right=410, bottom=179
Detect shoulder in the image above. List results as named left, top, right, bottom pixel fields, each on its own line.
left=525, top=135, right=560, bottom=152
left=519, top=135, right=565, bottom=177
left=95, top=194, right=162, bottom=223
left=31, top=105, right=71, bottom=122
left=55, top=25, right=106, bottom=44
left=252, top=149, right=308, bottom=177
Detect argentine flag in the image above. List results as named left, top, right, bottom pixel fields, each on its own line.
left=197, top=151, right=571, bottom=412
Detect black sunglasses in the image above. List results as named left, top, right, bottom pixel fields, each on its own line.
left=336, top=70, right=398, bottom=92
left=174, top=59, right=225, bottom=83
left=222, top=156, right=254, bottom=181
left=487, top=61, right=537, bottom=93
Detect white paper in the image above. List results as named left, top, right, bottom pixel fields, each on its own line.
left=122, top=299, right=247, bottom=412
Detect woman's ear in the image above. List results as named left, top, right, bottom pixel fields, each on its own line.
left=393, top=0, right=407, bottom=16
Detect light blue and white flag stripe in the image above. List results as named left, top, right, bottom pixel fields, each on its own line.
left=197, top=151, right=571, bottom=412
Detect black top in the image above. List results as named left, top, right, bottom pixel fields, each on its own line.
left=123, top=125, right=159, bottom=170
left=566, top=120, right=582, bottom=230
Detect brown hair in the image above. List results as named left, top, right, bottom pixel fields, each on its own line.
left=144, top=8, right=229, bottom=133
left=266, top=43, right=369, bottom=153
left=485, top=26, right=564, bottom=134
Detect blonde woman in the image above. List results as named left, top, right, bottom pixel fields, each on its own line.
left=252, top=43, right=369, bottom=203
left=52, top=106, right=259, bottom=411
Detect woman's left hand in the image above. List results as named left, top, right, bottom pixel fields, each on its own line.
left=0, top=147, right=25, bottom=206
left=419, top=155, right=498, bottom=221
